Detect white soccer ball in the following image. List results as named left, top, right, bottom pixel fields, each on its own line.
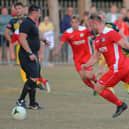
left=11, top=106, right=27, bottom=120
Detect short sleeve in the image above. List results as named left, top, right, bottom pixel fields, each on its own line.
left=61, top=31, right=68, bottom=42
left=109, top=30, right=122, bottom=43
left=19, top=21, right=31, bottom=34
left=7, top=19, right=14, bottom=31
left=85, top=28, right=91, bottom=37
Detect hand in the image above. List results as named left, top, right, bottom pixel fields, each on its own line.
left=39, top=53, right=43, bottom=64
left=43, top=40, right=50, bottom=47
left=29, top=54, right=37, bottom=62
left=81, top=64, right=87, bottom=71
left=11, top=53, right=15, bottom=60
left=52, top=51, right=58, bottom=57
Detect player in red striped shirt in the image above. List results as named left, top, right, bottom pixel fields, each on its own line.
left=53, top=16, right=97, bottom=94
left=81, top=15, right=129, bottom=118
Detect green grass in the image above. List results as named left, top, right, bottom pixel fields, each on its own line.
left=0, top=65, right=129, bottom=129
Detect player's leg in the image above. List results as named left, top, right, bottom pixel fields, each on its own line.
left=124, top=83, right=129, bottom=93
left=15, top=44, right=20, bottom=65
left=20, top=68, right=27, bottom=82
left=79, top=70, right=95, bottom=90
left=95, top=70, right=128, bottom=118
left=4, top=37, right=10, bottom=64
left=16, top=52, right=30, bottom=107
left=122, top=50, right=129, bottom=93
left=28, top=61, right=43, bottom=109
left=0, top=35, right=2, bottom=64
left=16, top=78, right=32, bottom=108
left=37, top=63, right=51, bottom=92
left=121, top=70, right=129, bottom=94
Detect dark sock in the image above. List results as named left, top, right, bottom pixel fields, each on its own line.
left=27, top=79, right=37, bottom=105
left=99, top=89, right=123, bottom=106
left=19, top=80, right=31, bottom=100
left=84, top=79, right=95, bottom=89
left=29, top=88, right=36, bottom=105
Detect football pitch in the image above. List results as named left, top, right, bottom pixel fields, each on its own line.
left=0, top=65, right=129, bottom=129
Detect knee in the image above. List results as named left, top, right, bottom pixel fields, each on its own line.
left=25, top=78, right=37, bottom=89
left=30, top=78, right=38, bottom=82
left=95, top=84, right=105, bottom=94
left=80, top=71, right=92, bottom=80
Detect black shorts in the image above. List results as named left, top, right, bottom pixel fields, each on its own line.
left=19, top=51, right=40, bottom=78
left=0, top=35, right=9, bottom=47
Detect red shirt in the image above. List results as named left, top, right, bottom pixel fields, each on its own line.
left=95, top=27, right=128, bottom=72
left=61, top=26, right=92, bottom=63
left=115, top=20, right=129, bottom=36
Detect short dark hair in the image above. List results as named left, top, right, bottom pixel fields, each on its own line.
left=28, top=5, right=40, bottom=14
left=88, top=14, right=103, bottom=23
left=71, top=15, right=80, bottom=21
left=14, top=2, right=23, bottom=8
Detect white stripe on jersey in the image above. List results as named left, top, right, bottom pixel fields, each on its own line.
left=88, top=36, right=93, bottom=55
left=113, top=44, right=119, bottom=72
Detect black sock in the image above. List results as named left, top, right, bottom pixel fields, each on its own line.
left=26, top=79, right=37, bottom=105
left=19, top=79, right=34, bottom=100
left=29, top=88, right=36, bottom=105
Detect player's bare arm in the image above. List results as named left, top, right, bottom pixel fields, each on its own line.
left=5, top=28, right=15, bottom=60
left=53, top=41, right=65, bottom=57
left=5, top=28, right=11, bottom=42
left=39, top=30, right=50, bottom=46
left=19, top=32, right=37, bottom=62
left=81, top=49, right=101, bottom=71
left=117, top=38, right=129, bottom=50
left=38, top=41, right=43, bottom=62
left=119, top=30, right=128, bottom=42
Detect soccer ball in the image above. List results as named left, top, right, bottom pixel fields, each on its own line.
left=11, top=106, right=27, bottom=120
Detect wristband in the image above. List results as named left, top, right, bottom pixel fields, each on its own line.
left=27, top=51, right=33, bottom=56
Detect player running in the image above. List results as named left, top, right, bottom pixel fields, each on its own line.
left=96, top=11, right=129, bottom=94
left=53, top=16, right=97, bottom=94
left=81, top=15, right=129, bottom=118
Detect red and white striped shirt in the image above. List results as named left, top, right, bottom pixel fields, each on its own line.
left=95, top=27, right=128, bottom=72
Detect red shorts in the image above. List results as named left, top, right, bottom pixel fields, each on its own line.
left=99, top=67, right=129, bottom=87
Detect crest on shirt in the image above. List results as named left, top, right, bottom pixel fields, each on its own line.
left=102, top=38, right=105, bottom=42
left=80, top=33, right=84, bottom=37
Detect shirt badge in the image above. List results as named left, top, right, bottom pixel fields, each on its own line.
left=102, top=38, right=105, bottom=42
left=80, top=33, right=84, bottom=37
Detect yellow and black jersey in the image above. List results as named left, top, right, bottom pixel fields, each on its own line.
left=105, top=22, right=120, bottom=32
left=7, top=16, right=25, bottom=32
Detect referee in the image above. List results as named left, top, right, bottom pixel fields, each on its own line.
left=16, top=5, right=42, bottom=109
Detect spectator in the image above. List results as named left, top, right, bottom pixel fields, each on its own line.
left=115, top=14, right=129, bottom=37
left=60, top=7, right=73, bottom=33
left=23, top=5, right=28, bottom=17
left=120, top=7, right=127, bottom=19
left=60, top=7, right=73, bottom=62
left=11, top=4, right=17, bottom=17
left=80, top=11, right=89, bottom=27
left=39, top=16, right=55, bottom=67
left=90, top=6, right=97, bottom=15
left=123, top=9, right=129, bottom=24
left=0, top=7, right=12, bottom=64
left=106, top=4, right=118, bottom=23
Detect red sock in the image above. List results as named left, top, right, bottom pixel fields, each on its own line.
left=84, top=79, right=95, bottom=90
left=92, top=74, right=97, bottom=83
left=99, top=89, right=123, bottom=106
left=38, top=76, right=47, bottom=84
